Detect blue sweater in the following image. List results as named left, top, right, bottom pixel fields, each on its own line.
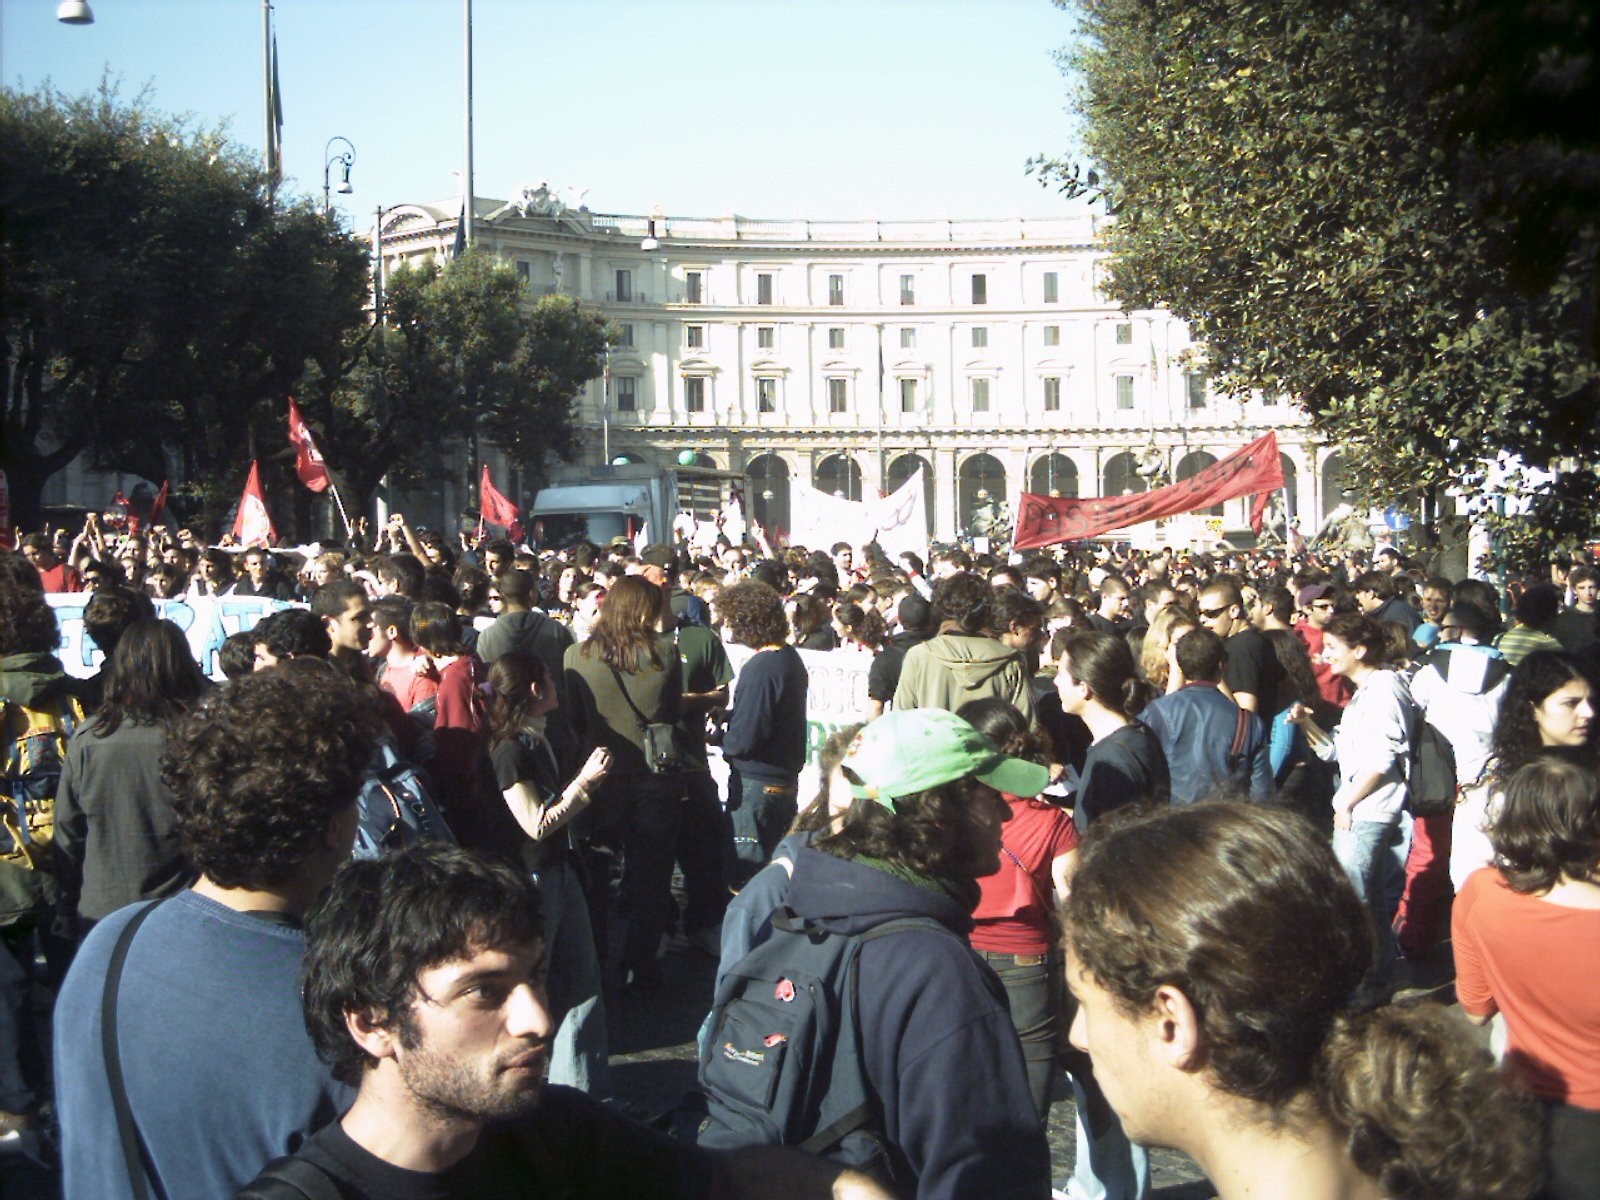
left=55, top=891, right=350, bottom=1200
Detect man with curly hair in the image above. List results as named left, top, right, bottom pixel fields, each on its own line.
left=53, top=664, right=382, bottom=1200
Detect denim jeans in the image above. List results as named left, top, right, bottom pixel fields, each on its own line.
left=534, top=856, right=608, bottom=1096
left=1059, top=1049, right=1151, bottom=1200
left=1332, top=814, right=1410, bottom=993
left=977, top=949, right=1060, bottom=1123
left=728, top=770, right=797, bottom=886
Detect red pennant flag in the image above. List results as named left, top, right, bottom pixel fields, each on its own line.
left=147, top=480, right=170, bottom=529
left=479, top=465, right=523, bottom=542
left=1248, top=489, right=1273, bottom=536
left=287, top=398, right=330, bottom=493
left=232, top=460, right=277, bottom=548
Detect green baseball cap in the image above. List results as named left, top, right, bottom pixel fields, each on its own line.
left=841, top=709, right=1050, bottom=811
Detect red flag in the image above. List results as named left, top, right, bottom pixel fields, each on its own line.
left=479, top=465, right=523, bottom=542
left=232, top=460, right=277, bottom=548
left=287, top=398, right=330, bottom=493
left=1249, top=489, right=1273, bottom=536
left=147, top=480, right=170, bottom=528
left=1013, top=432, right=1286, bottom=549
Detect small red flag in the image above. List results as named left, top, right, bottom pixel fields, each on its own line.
left=287, top=398, right=330, bottom=493
left=1249, top=490, right=1273, bottom=536
left=479, top=465, right=523, bottom=542
left=148, top=480, right=170, bottom=529
left=232, top=460, right=277, bottom=548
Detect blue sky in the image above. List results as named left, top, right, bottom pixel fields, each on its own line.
left=3, top=0, right=1089, bottom=227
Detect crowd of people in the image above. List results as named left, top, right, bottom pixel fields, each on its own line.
left=1, top=507, right=1598, bottom=1199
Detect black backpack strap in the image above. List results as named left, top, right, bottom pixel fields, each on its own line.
left=606, top=665, right=655, bottom=732
left=1227, top=705, right=1252, bottom=771
left=235, top=1154, right=345, bottom=1200
left=102, top=900, right=169, bottom=1200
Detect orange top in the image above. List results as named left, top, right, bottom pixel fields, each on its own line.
left=1452, top=868, right=1600, bottom=1109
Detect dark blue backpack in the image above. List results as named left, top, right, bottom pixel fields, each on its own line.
left=352, top=740, right=455, bottom=859
left=690, top=907, right=953, bottom=1181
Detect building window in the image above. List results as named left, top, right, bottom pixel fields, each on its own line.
left=972, top=378, right=991, bottom=412
left=1043, top=271, right=1059, bottom=303
left=900, top=327, right=916, bottom=349
left=685, top=377, right=706, bottom=413
left=828, top=274, right=844, bottom=306
left=828, top=378, right=848, bottom=413
left=1187, top=372, right=1208, bottom=409
left=756, top=377, right=777, bottom=413
left=615, top=322, right=634, bottom=348
left=900, top=274, right=915, bottom=305
left=971, top=326, right=988, bottom=349
left=1262, top=387, right=1282, bottom=406
left=615, top=376, right=637, bottom=412
left=1115, top=374, right=1134, bottom=410
left=1043, top=377, right=1061, bottom=412
left=1115, top=321, right=1132, bottom=344
left=757, top=325, right=775, bottom=349
left=827, top=327, right=845, bottom=350
left=971, top=274, right=988, bottom=305
left=899, top=378, right=918, bottom=413
left=615, top=269, right=632, bottom=302
left=685, top=324, right=706, bottom=350
left=685, top=271, right=704, bottom=304
left=515, top=261, right=531, bottom=286
left=756, top=273, right=773, bottom=305
left=1043, top=325, right=1060, bottom=347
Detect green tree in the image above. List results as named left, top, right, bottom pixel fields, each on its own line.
left=1038, top=0, right=1599, bottom=551
left=1, top=81, right=372, bottom=534
left=296, top=249, right=609, bottom=515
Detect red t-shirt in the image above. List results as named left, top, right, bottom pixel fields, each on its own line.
left=971, top=795, right=1078, bottom=955
left=1295, top=623, right=1352, bottom=710
left=1453, top=868, right=1600, bottom=1109
left=36, top=560, right=82, bottom=593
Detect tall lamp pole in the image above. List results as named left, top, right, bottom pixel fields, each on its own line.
left=322, top=137, right=356, bottom=215
left=461, top=0, right=474, bottom=247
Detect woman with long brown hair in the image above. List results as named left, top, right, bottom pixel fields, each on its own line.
left=563, top=575, right=683, bottom=994
left=486, top=649, right=611, bottom=1091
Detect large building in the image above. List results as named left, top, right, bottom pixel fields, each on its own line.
left=385, top=192, right=1344, bottom=546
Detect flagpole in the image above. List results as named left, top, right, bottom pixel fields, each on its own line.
left=262, top=0, right=271, bottom=185
left=327, top=482, right=353, bottom=539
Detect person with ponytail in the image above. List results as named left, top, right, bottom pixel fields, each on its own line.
left=486, top=648, right=612, bottom=1093
left=1064, top=801, right=1541, bottom=1200
left=1054, top=629, right=1169, bottom=835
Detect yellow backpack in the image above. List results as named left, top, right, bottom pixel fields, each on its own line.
left=2, top=693, right=86, bottom=872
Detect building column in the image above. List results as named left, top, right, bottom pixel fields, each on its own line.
left=934, top=446, right=959, bottom=542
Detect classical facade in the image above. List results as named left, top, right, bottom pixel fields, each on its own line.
left=378, top=192, right=1341, bottom=545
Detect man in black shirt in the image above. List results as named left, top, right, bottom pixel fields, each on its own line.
left=1196, top=578, right=1284, bottom=716
left=237, top=845, right=889, bottom=1200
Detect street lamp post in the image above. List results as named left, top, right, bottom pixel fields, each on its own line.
left=323, top=137, right=356, bottom=215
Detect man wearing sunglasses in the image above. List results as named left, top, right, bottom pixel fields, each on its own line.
left=1194, top=579, right=1283, bottom=717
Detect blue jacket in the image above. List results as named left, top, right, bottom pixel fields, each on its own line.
left=783, top=847, right=1051, bottom=1200
left=1140, top=682, right=1272, bottom=806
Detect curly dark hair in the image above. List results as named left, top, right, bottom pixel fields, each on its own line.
left=1489, top=747, right=1600, bottom=893
left=301, top=843, right=543, bottom=1085
left=814, top=776, right=1006, bottom=882
left=833, top=601, right=888, bottom=651
left=1320, top=1002, right=1541, bottom=1200
left=1490, top=651, right=1591, bottom=777
left=165, top=663, right=381, bottom=890
left=718, top=580, right=789, bottom=649
left=253, top=609, right=332, bottom=660
left=82, top=586, right=156, bottom=657
left=0, top=576, right=60, bottom=656
left=1065, top=802, right=1371, bottom=1109
left=930, top=572, right=992, bottom=634
left=795, top=722, right=867, bottom=834
left=1323, top=612, right=1394, bottom=669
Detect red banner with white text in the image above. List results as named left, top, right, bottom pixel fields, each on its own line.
left=1012, top=432, right=1285, bottom=549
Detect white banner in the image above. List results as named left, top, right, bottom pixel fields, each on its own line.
left=46, top=593, right=297, bottom=681
left=869, top=470, right=925, bottom=562
left=787, top=473, right=925, bottom=558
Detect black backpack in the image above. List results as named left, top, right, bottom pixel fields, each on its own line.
left=689, top=907, right=953, bottom=1181
left=1408, top=717, right=1459, bottom=817
left=352, top=740, right=456, bottom=859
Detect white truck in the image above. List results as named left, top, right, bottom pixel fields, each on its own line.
left=530, top=461, right=749, bottom=547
